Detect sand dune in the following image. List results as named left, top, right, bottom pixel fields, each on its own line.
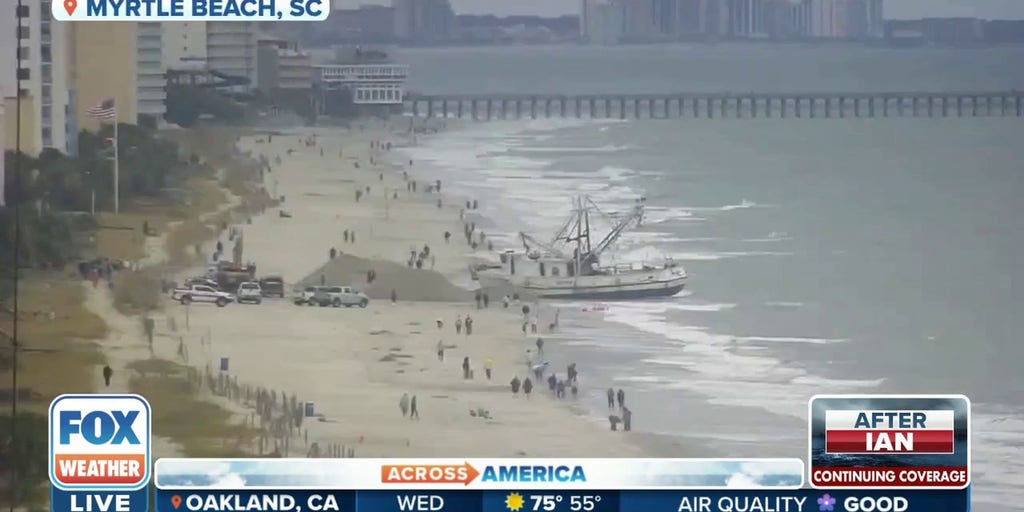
left=156, top=123, right=651, bottom=458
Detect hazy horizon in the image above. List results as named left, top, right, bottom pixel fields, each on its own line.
left=335, top=0, right=1024, bottom=20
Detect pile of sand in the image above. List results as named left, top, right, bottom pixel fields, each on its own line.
left=299, top=254, right=470, bottom=302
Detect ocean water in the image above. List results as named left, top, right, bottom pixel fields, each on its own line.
left=389, top=45, right=1024, bottom=510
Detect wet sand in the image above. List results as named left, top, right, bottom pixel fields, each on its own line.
left=164, top=124, right=649, bottom=457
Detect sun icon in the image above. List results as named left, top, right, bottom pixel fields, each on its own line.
left=505, top=492, right=525, bottom=511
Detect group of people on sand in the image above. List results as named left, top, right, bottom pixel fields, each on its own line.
left=607, top=388, right=632, bottom=431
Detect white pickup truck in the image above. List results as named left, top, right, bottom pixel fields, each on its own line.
left=313, top=286, right=370, bottom=308
left=236, top=282, right=263, bottom=305
left=171, top=284, right=234, bottom=307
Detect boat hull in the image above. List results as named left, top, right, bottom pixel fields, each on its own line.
left=478, top=272, right=687, bottom=300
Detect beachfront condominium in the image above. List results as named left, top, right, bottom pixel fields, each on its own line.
left=393, top=0, right=455, bottom=43
left=69, top=22, right=138, bottom=131
left=164, top=21, right=257, bottom=90
left=162, top=21, right=208, bottom=70
left=137, top=22, right=167, bottom=123
left=206, top=21, right=258, bottom=90
left=0, top=1, right=72, bottom=156
left=581, top=0, right=627, bottom=44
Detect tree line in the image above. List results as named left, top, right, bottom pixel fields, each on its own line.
left=1, top=123, right=188, bottom=277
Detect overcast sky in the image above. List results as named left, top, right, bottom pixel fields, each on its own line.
left=335, top=0, right=1024, bottom=19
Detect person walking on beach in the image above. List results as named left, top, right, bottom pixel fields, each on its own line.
left=567, top=363, right=577, bottom=384
left=617, top=389, right=625, bottom=409
left=344, top=230, right=349, bottom=243
left=622, top=406, right=632, bottom=431
left=399, top=393, right=410, bottom=417
left=462, top=357, right=471, bottom=379
left=607, top=388, right=615, bottom=409
left=350, top=231, right=356, bottom=243
left=523, top=378, right=533, bottom=398
left=102, top=365, right=113, bottom=387
left=571, top=382, right=578, bottom=399
left=536, top=338, right=544, bottom=358
left=522, top=321, right=528, bottom=335
left=455, top=316, right=463, bottom=334
left=465, top=315, right=473, bottom=335
left=436, top=340, right=445, bottom=361
left=511, top=376, right=521, bottom=395
left=409, top=396, right=419, bottom=419
left=391, top=289, right=397, bottom=304
left=503, top=295, right=510, bottom=308
left=444, top=231, right=451, bottom=244
left=556, top=380, right=565, bottom=399
left=485, top=358, right=493, bottom=380
left=474, top=291, right=482, bottom=309
left=483, top=294, right=489, bottom=308
left=547, top=374, right=557, bottom=392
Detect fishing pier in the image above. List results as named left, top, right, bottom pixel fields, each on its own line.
left=404, top=90, right=1024, bottom=120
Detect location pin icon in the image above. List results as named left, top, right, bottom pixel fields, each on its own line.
left=171, top=496, right=183, bottom=510
left=63, top=0, right=77, bottom=15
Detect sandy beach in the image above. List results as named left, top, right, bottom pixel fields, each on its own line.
left=149, top=122, right=650, bottom=458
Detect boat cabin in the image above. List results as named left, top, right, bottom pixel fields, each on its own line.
left=499, top=250, right=587, bottom=278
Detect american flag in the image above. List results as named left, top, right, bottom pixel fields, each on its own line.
left=87, top=98, right=116, bottom=121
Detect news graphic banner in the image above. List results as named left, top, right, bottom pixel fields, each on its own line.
left=808, top=395, right=971, bottom=489
left=49, top=394, right=152, bottom=512
left=152, top=459, right=969, bottom=512
left=51, top=0, right=330, bottom=21
left=154, top=458, right=807, bottom=489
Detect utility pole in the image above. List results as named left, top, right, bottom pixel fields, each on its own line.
left=10, top=1, right=25, bottom=510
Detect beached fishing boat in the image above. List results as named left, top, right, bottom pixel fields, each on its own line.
left=477, top=196, right=686, bottom=299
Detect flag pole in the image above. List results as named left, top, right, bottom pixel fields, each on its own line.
left=113, top=117, right=119, bottom=213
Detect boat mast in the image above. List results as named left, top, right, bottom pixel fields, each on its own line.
left=573, top=196, right=582, bottom=281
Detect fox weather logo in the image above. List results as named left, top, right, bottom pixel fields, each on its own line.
left=48, top=394, right=152, bottom=490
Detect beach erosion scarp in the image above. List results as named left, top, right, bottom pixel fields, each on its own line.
left=173, top=124, right=649, bottom=457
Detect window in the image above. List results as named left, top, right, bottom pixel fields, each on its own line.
left=42, top=45, right=51, bottom=61
left=42, top=85, right=51, bottom=101
left=17, top=46, right=28, bottom=60
left=17, top=26, right=29, bottom=40
left=42, top=64, right=52, bottom=82
left=16, top=4, right=29, bottom=17
left=42, top=105, right=52, bottom=119
left=16, top=68, right=29, bottom=80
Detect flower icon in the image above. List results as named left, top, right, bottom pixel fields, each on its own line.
left=818, top=494, right=836, bottom=512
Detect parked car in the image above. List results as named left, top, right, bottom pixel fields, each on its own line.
left=236, top=282, right=263, bottom=305
left=259, top=276, right=286, bottom=298
left=171, top=284, right=234, bottom=307
left=313, top=286, right=369, bottom=308
left=184, top=277, right=220, bottom=290
left=293, top=286, right=320, bottom=306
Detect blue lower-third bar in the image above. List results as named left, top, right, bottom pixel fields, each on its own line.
left=153, top=488, right=969, bottom=512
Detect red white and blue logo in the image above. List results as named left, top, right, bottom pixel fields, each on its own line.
left=49, top=394, right=152, bottom=491
left=808, top=394, right=970, bottom=489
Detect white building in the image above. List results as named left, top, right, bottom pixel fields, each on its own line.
left=162, top=21, right=209, bottom=69
left=137, top=22, right=167, bottom=121
left=316, top=64, right=408, bottom=104
left=206, top=21, right=257, bottom=90
left=163, top=21, right=256, bottom=90
left=1, top=1, right=72, bottom=155
left=581, top=0, right=626, bottom=44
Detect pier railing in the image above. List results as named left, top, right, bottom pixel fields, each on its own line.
left=403, top=91, right=1024, bottom=120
